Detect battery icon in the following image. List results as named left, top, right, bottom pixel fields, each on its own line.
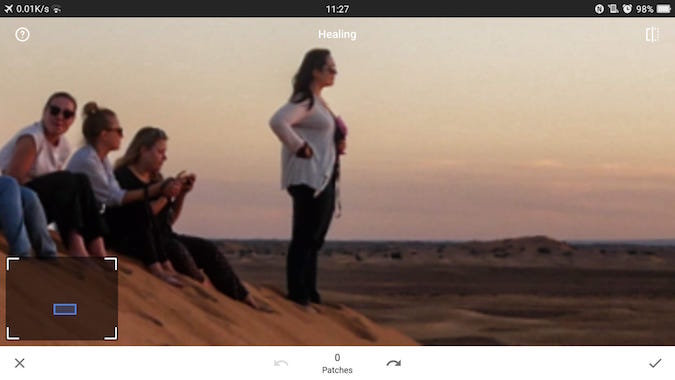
left=657, top=4, right=671, bottom=13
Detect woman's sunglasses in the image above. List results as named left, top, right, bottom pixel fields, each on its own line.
left=107, top=127, right=124, bottom=137
left=48, top=105, right=75, bottom=119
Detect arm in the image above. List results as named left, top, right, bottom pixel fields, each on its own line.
left=68, top=152, right=170, bottom=207
left=167, top=173, right=195, bottom=224
left=5, top=136, right=37, bottom=185
left=269, top=101, right=311, bottom=154
left=122, top=180, right=166, bottom=204
left=68, top=152, right=128, bottom=206
left=169, top=193, right=186, bottom=225
left=147, top=178, right=181, bottom=215
left=149, top=196, right=171, bottom=215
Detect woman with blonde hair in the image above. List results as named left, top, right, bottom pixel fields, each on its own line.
left=108, top=126, right=257, bottom=307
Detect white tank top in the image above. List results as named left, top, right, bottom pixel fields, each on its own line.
left=0, top=122, right=72, bottom=181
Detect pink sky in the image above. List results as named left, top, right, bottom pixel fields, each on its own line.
left=1, top=18, right=674, bottom=240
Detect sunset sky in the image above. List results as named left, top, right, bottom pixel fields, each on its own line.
left=1, top=18, right=674, bottom=240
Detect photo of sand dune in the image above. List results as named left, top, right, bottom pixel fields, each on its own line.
left=1, top=18, right=674, bottom=348
left=2, top=234, right=673, bottom=345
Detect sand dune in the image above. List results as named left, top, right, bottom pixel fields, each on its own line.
left=220, top=235, right=675, bottom=269
left=0, top=235, right=417, bottom=346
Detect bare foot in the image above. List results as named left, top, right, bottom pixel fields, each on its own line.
left=184, top=267, right=205, bottom=282
left=86, top=237, right=107, bottom=257
left=292, top=301, right=319, bottom=314
left=160, top=273, right=183, bottom=288
left=243, top=294, right=259, bottom=309
left=161, top=260, right=178, bottom=274
left=149, top=264, right=184, bottom=288
left=302, top=304, right=319, bottom=314
left=242, top=294, right=275, bottom=313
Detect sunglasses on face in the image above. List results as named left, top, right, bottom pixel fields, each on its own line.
left=107, top=127, right=124, bottom=137
left=48, top=105, right=75, bottom=119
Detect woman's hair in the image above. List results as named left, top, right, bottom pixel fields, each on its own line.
left=82, top=102, right=117, bottom=146
left=115, top=126, right=168, bottom=172
left=290, top=48, right=331, bottom=109
left=44, top=91, right=77, bottom=111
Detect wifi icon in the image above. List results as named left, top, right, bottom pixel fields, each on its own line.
left=52, top=4, right=62, bottom=13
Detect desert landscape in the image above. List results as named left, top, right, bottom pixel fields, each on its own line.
left=223, top=236, right=675, bottom=345
left=2, top=234, right=675, bottom=345
left=0, top=234, right=415, bottom=346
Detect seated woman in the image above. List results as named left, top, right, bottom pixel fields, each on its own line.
left=112, top=126, right=257, bottom=308
left=0, top=175, right=56, bottom=257
left=0, top=92, right=106, bottom=257
left=68, top=104, right=253, bottom=305
left=67, top=102, right=184, bottom=287
left=115, top=127, right=258, bottom=308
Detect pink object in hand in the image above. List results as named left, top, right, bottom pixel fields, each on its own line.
left=335, top=116, right=348, bottom=155
left=335, top=115, right=348, bottom=137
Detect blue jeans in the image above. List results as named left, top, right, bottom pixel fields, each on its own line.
left=0, top=176, right=56, bottom=257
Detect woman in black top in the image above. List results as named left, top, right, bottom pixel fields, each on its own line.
left=111, top=127, right=257, bottom=308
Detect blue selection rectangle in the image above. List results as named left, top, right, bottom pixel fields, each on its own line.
left=53, top=303, right=77, bottom=316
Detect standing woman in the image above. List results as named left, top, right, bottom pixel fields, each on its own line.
left=269, top=48, right=346, bottom=307
left=0, top=92, right=107, bottom=257
left=66, top=102, right=184, bottom=286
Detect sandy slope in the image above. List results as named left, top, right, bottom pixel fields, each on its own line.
left=0, top=235, right=417, bottom=346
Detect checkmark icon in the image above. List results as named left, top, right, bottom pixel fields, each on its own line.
left=649, top=358, right=661, bottom=368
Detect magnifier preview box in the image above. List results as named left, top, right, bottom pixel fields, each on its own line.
left=6, top=257, right=118, bottom=341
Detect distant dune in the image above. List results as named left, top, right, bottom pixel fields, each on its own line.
left=0, top=234, right=417, bottom=346
left=218, top=235, right=675, bottom=270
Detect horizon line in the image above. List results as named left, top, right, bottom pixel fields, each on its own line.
left=210, top=236, right=675, bottom=243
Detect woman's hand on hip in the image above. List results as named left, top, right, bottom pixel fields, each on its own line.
left=296, top=142, right=313, bottom=159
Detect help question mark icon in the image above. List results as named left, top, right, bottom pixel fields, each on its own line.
left=15, top=27, right=30, bottom=42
